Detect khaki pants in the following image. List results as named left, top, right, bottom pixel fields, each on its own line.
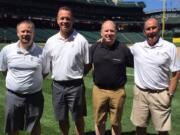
left=131, top=85, right=171, bottom=131
left=93, top=85, right=126, bottom=126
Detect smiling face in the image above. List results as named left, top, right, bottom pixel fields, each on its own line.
left=144, top=18, right=160, bottom=46
left=57, top=7, right=74, bottom=38
left=101, top=20, right=117, bottom=46
left=17, top=21, right=34, bottom=49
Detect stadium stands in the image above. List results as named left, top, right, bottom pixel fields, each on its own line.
left=88, top=0, right=107, bottom=5
left=0, top=0, right=179, bottom=44
left=86, top=0, right=115, bottom=6
left=146, top=10, right=180, bottom=29
left=0, top=0, right=145, bottom=24
left=79, top=31, right=100, bottom=43
left=0, top=27, right=147, bottom=44
left=0, top=27, right=17, bottom=42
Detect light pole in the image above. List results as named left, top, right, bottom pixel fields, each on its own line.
left=161, top=0, right=166, bottom=38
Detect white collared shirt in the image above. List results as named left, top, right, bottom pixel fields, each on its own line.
left=43, top=30, right=90, bottom=81
left=131, top=38, right=180, bottom=89
left=0, top=41, right=48, bottom=94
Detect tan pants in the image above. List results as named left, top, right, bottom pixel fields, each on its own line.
left=131, top=85, right=171, bottom=131
left=93, top=85, right=126, bottom=126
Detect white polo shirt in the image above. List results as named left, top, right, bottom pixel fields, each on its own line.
left=43, top=30, right=90, bottom=81
left=131, top=38, right=180, bottom=90
left=0, top=41, right=48, bottom=94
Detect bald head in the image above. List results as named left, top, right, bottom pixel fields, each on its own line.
left=144, top=18, right=160, bottom=31
left=143, top=18, right=160, bottom=46
left=101, top=20, right=116, bottom=33
left=100, top=20, right=117, bottom=46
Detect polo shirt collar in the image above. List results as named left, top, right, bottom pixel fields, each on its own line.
left=58, top=30, right=76, bottom=41
left=144, top=37, right=163, bottom=48
left=16, top=41, right=36, bottom=54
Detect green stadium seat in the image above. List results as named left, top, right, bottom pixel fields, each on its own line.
left=88, top=0, right=108, bottom=5
left=121, top=32, right=145, bottom=43
left=0, top=27, right=149, bottom=44
left=79, top=31, right=100, bottom=43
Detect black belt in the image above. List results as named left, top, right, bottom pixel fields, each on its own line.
left=7, top=89, right=41, bottom=97
left=53, top=79, right=83, bottom=86
left=136, top=85, right=167, bottom=93
left=96, top=84, right=124, bottom=90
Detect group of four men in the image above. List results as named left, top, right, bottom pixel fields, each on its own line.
left=0, top=6, right=180, bottom=135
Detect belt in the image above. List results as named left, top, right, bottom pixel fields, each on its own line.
left=136, top=85, right=167, bottom=93
left=53, top=79, right=83, bottom=86
left=7, top=89, right=41, bottom=97
left=95, top=84, right=124, bottom=90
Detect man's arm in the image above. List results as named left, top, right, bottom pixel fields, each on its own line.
left=84, top=64, right=92, bottom=76
left=41, top=46, right=51, bottom=79
left=168, top=71, right=180, bottom=97
left=126, top=47, right=134, bottom=68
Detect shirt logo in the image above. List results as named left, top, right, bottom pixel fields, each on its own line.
left=113, top=58, right=121, bottom=62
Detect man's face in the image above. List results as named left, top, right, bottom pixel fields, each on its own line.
left=101, top=21, right=116, bottom=46
left=57, top=9, right=73, bottom=35
left=144, top=18, right=160, bottom=46
left=17, top=23, right=34, bottom=48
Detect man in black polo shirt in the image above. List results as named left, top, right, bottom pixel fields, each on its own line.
left=89, top=20, right=133, bottom=135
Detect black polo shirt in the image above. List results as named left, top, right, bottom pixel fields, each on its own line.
left=90, top=40, right=133, bottom=89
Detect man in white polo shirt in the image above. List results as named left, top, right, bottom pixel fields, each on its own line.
left=130, top=18, right=180, bottom=135
left=0, top=20, right=48, bottom=135
left=43, top=6, right=90, bottom=135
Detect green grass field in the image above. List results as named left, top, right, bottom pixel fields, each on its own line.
left=175, top=42, right=180, bottom=47
left=0, top=70, right=180, bottom=135
left=0, top=43, right=180, bottom=134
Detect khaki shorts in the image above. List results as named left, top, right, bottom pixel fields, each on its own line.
left=93, top=85, right=126, bottom=126
left=130, top=86, right=171, bottom=131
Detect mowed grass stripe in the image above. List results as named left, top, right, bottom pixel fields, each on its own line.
left=0, top=73, right=180, bottom=135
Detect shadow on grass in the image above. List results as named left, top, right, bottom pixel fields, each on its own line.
left=85, top=130, right=157, bottom=135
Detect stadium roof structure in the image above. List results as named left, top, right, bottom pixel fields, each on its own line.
left=146, top=10, right=180, bottom=25
left=56, top=0, right=145, bottom=20
left=0, top=0, right=145, bottom=29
